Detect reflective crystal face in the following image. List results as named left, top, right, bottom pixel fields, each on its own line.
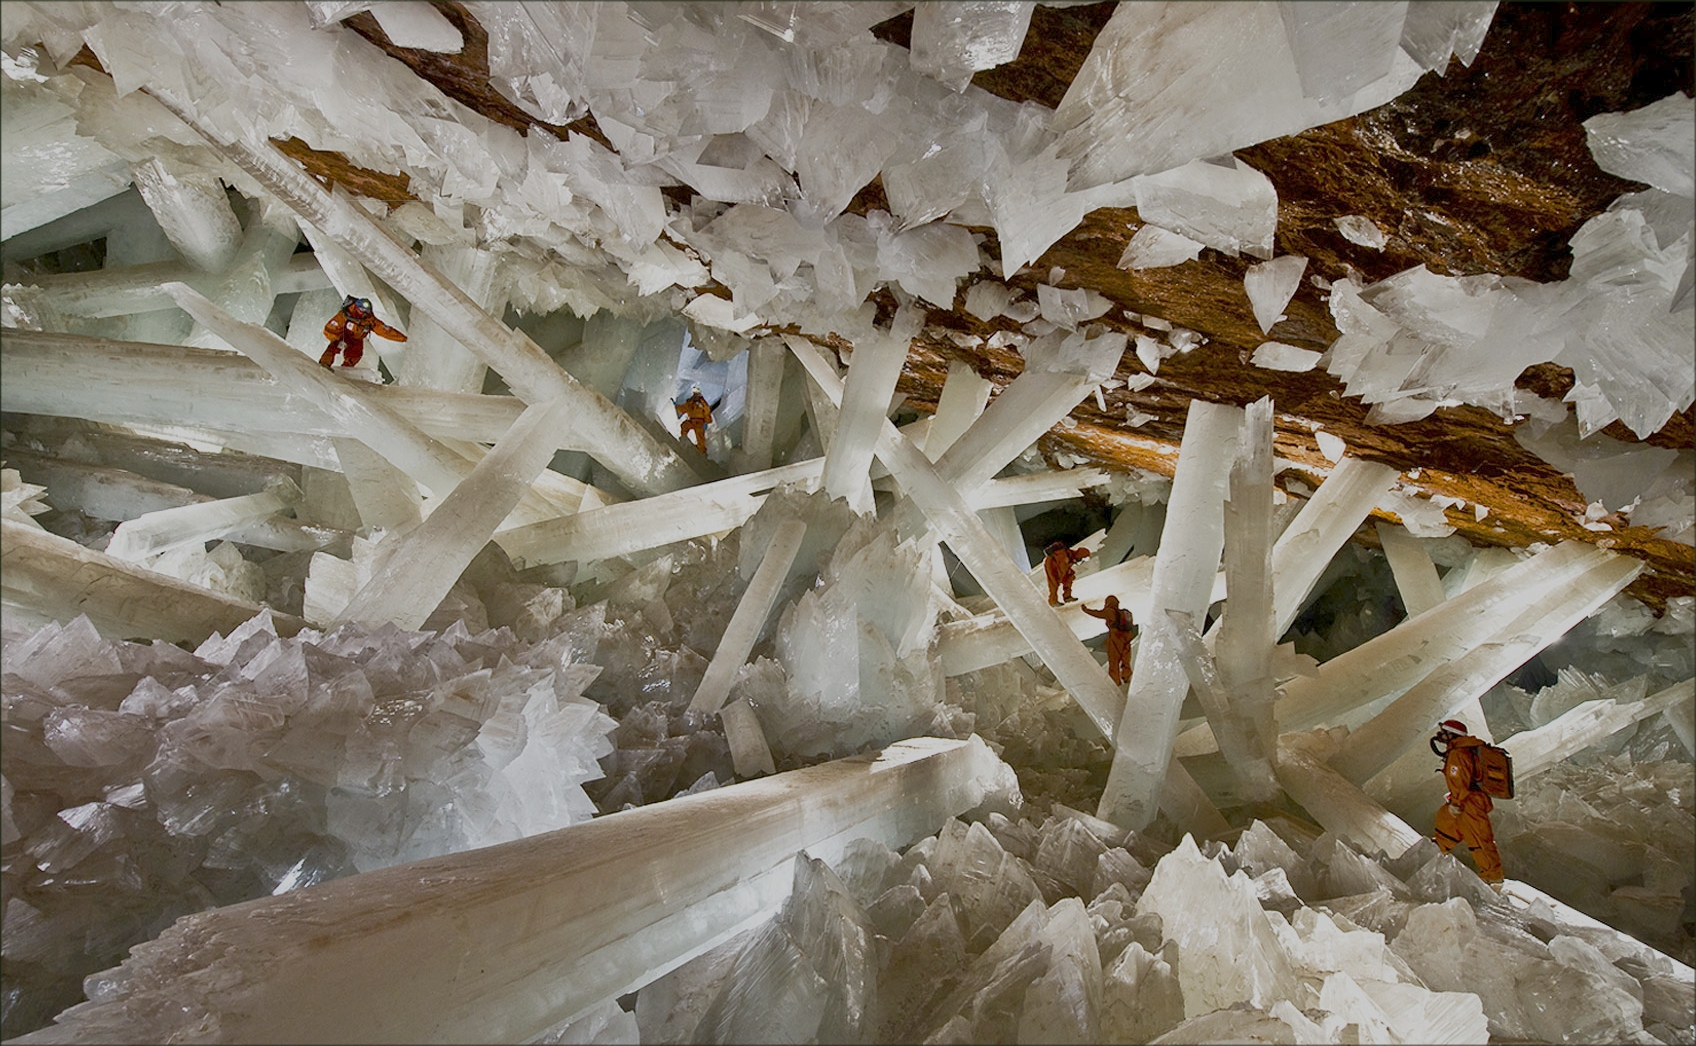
left=1, top=2, right=1692, bottom=1042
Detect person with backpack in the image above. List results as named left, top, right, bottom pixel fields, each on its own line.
left=1081, top=594, right=1137, bottom=686
left=1043, top=539, right=1091, bottom=605
left=321, top=296, right=406, bottom=370
left=1430, top=718, right=1508, bottom=890
left=675, top=387, right=714, bottom=455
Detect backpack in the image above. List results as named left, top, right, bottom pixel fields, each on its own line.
left=1475, top=743, right=1514, bottom=800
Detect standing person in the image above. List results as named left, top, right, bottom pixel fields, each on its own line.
left=1043, top=539, right=1091, bottom=605
left=1430, top=719, right=1505, bottom=890
left=675, top=387, right=714, bottom=455
left=1081, top=594, right=1137, bottom=686
left=321, top=296, right=406, bottom=369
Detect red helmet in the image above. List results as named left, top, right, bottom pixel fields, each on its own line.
left=1438, top=719, right=1467, bottom=735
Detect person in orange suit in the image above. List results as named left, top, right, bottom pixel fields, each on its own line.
left=1043, top=540, right=1091, bottom=605
left=321, top=296, right=406, bottom=369
left=675, top=387, right=714, bottom=454
left=1430, top=718, right=1504, bottom=889
left=1081, top=594, right=1137, bottom=686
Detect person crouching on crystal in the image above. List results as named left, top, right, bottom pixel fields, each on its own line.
left=1043, top=539, right=1091, bottom=605
left=1430, top=718, right=1504, bottom=890
left=675, top=386, right=714, bottom=455
left=1081, top=594, right=1137, bottom=686
left=321, top=296, right=406, bottom=369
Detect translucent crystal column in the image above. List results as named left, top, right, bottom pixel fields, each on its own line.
left=1212, top=396, right=1278, bottom=794
left=1277, top=541, right=1613, bottom=736
left=128, top=157, right=243, bottom=273
left=395, top=243, right=497, bottom=394
left=932, top=331, right=1125, bottom=498
left=337, top=399, right=571, bottom=631
left=1334, top=550, right=1644, bottom=785
left=1167, top=610, right=1276, bottom=801
left=183, top=218, right=299, bottom=351
left=1270, top=455, right=1401, bottom=637
left=332, top=438, right=423, bottom=532
left=105, top=480, right=302, bottom=563
left=689, top=519, right=808, bottom=715
left=1, top=518, right=307, bottom=645
left=732, top=337, right=786, bottom=475
left=1275, top=729, right=1426, bottom=860
left=0, top=329, right=528, bottom=445
left=2, top=449, right=347, bottom=556
left=169, top=284, right=473, bottom=497
left=16, top=737, right=1013, bottom=1046
left=786, top=336, right=1128, bottom=741
left=1098, top=400, right=1240, bottom=830
left=143, top=92, right=699, bottom=497
left=1370, top=678, right=1696, bottom=819
left=14, top=254, right=331, bottom=320
left=924, top=358, right=994, bottom=460
left=820, top=309, right=922, bottom=513
left=495, top=459, right=824, bottom=567
left=1375, top=522, right=1446, bottom=616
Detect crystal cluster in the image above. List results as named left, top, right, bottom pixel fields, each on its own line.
left=2, top=612, right=616, bottom=1031
left=641, top=809, right=1693, bottom=1045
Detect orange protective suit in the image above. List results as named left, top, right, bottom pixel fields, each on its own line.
left=1432, top=735, right=1503, bottom=884
left=1044, top=545, right=1091, bottom=605
left=676, top=392, right=713, bottom=454
left=321, top=301, right=406, bottom=369
left=1081, top=599, right=1137, bottom=685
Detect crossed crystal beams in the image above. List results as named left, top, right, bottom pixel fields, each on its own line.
left=8, top=738, right=1014, bottom=1046
left=138, top=87, right=699, bottom=499
left=0, top=518, right=308, bottom=645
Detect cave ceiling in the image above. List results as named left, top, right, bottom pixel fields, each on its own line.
left=62, top=1, right=1696, bottom=609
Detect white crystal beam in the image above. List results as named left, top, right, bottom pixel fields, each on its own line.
left=0, top=329, right=530, bottom=445
left=105, top=481, right=302, bottom=563
left=1213, top=396, right=1278, bottom=766
left=16, top=737, right=1012, bottom=1046
left=393, top=243, right=497, bottom=394
left=496, top=460, right=825, bottom=567
left=1371, top=678, right=1695, bottom=820
left=1, top=519, right=307, bottom=645
left=11, top=254, right=331, bottom=319
left=1335, top=551, right=1645, bottom=785
left=1270, top=456, right=1402, bottom=637
left=938, top=557, right=1234, bottom=676
left=689, top=519, right=809, bottom=715
left=167, top=284, right=478, bottom=498
left=1275, top=729, right=1426, bottom=860
left=1, top=450, right=347, bottom=555
left=785, top=335, right=1129, bottom=740
left=128, top=157, right=243, bottom=273
left=732, top=337, right=786, bottom=475
left=1375, top=522, right=1445, bottom=616
left=332, top=437, right=423, bottom=532
left=1167, top=609, right=1277, bottom=801
left=969, top=467, right=1111, bottom=511
left=1176, top=540, right=1625, bottom=757
left=140, top=91, right=699, bottom=497
left=337, top=398, right=571, bottom=632
left=820, top=309, right=921, bottom=512
left=1097, top=400, right=1240, bottom=830
left=924, top=358, right=994, bottom=459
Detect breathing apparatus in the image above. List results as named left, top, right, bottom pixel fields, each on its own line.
left=1429, top=719, right=1466, bottom=758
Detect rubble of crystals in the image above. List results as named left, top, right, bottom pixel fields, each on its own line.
left=0, top=611, right=620, bottom=1036
left=636, top=805, right=1693, bottom=1046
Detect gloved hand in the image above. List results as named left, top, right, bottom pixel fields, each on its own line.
left=1447, top=803, right=1462, bottom=817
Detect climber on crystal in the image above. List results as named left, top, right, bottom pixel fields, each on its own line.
left=321, top=296, right=406, bottom=369
left=675, top=387, right=714, bottom=455
left=1043, top=539, right=1091, bottom=605
left=1430, top=718, right=1505, bottom=889
left=1081, top=594, right=1137, bottom=686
